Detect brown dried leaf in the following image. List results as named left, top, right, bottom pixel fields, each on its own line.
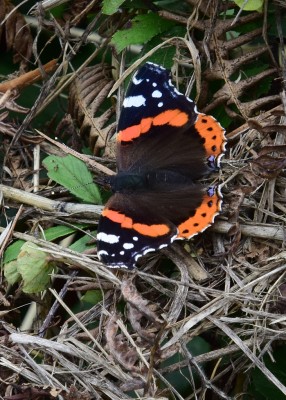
left=227, top=187, right=247, bottom=221
left=245, top=241, right=270, bottom=263
left=121, top=278, right=163, bottom=325
left=69, top=64, right=116, bottom=155
left=105, top=313, right=139, bottom=372
left=127, top=303, right=158, bottom=342
left=248, top=119, right=286, bottom=135
left=257, top=145, right=286, bottom=157
left=0, top=0, right=33, bottom=68
left=251, top=154, right=286, bottom=179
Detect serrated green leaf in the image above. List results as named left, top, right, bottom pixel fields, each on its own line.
left=43, top=154, right=102, bottom=204
left=4, top=260, right=21, bottom=285
left=234, top=0, right=264, bottom=11
left=102, top=0, right=125, bottom=15
left=111, top=13, right=175, bottom=53
left=17, top=242, right=56, bottom=293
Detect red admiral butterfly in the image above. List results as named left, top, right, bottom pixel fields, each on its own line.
left=97, top=62, right=226, bottom=269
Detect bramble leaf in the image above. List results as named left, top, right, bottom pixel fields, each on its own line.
left=102, top=0, right=126, bottom=15
left=43, top=154, right=102, bottom=204
left=111, top=13, right=175, bottom=53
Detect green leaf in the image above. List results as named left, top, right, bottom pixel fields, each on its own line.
left=139, top=41, right=176, bottom=70
left=160, top=336, right=211, bottom=396
left=3, top=240, right=25, bottom=263
left=233, top=0, right=264, bottom=11
left=249, top=345, right=286, bottom=400
left=81, top=290, right=103, bottom=305
left=69, top=231, right=97, bottom=253
left=111, top=13, right=175, bottom=53
left=102, top=0, right=126, bottom=15
left=17, top=242, right=56, bottom=293
left=4, top=260, right=21, bottom=285
left=44, top=224, right=87, bottom=241
left=43, top=154, right=102, bottom=204
left=3, top=225, right=87, bottom=264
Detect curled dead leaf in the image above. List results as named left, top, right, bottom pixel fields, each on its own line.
left=251, top=154, right=286, bottom=179
left=121, top=278, right=163, bottom=325
left=105, top=313, right=139, bottom=372
left=69, top=64, right=116, bottom=155
left=0, top=0, right=33, bottom=68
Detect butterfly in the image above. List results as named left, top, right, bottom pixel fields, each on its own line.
left=97, top=62, right=226, bottom=269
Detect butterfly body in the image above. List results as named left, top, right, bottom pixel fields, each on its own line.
left=97, top=62, right=226, bottom=269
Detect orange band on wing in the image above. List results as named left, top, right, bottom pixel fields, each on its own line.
left=153, top=109, right=188, bottom=127
left=103, top=209, right=170, bottom=237
left=117, top=109, right=189, bottom=142
left=177, top=193, right=222, bottom=239
left=194, top=114, right=226, bottom=157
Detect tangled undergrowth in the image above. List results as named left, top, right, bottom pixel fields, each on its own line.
left=1, top=0, right=286, bottom=399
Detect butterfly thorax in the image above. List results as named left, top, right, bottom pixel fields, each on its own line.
left=109, top=170, right=194, bottom=193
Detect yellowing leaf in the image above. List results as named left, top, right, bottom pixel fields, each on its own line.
left=17, top=242, right=56, bottom=293
left=4, top=260, right=21, bottom=285
left=233, top=0, right=264, bottom=11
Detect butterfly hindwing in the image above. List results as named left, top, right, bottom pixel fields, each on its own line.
left=97, top=193, right=178, bottom=269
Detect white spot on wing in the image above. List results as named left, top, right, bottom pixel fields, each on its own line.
left=98, top=250, right=108, bottom=258
left=97, top=232, right=119, bottom=244
left=171, top=234, right=178, bottom=242
left=152, top=82, right=157, bottom=87
left=152, top=90, right=162, bottom=98
left=146, top=61, right=165, bottom=71
left=107, top=263, right=128, bottom=269
left=158, top=102, right=163, bottom=107
left=120, top=251, right=125, bottom=255
left=174, top=87, right=182, bottom=96
left=123, top=95, right=146, bottom=108
left=133, top=237, right=138, bottom=241
left=132, top=73, right=143, bottom=85
left=143, top=248, right=155, bottom=255
left=123, top=243, right=134, bottom=250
